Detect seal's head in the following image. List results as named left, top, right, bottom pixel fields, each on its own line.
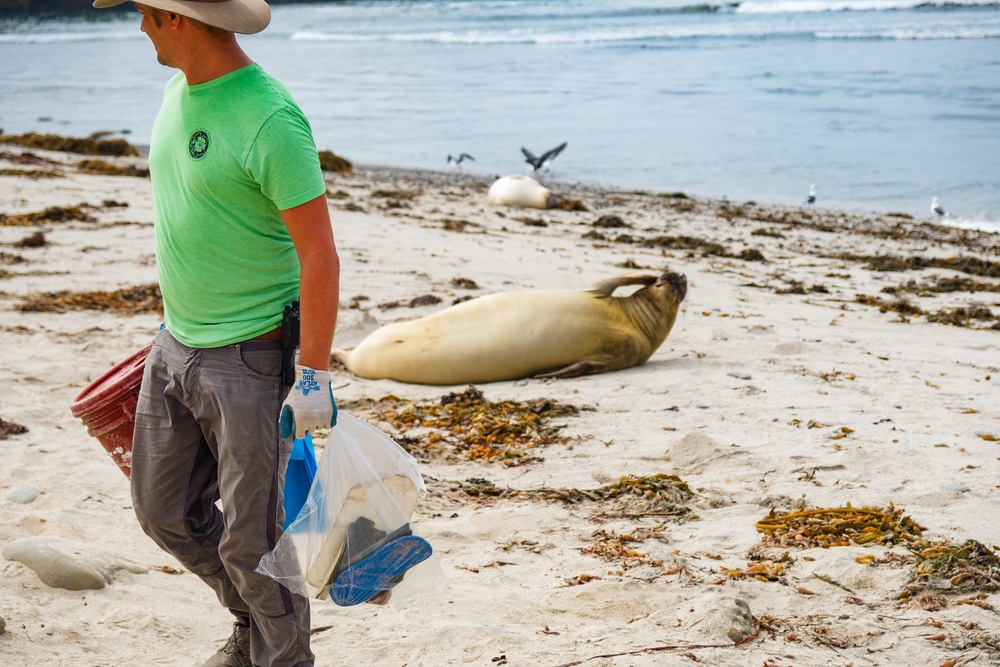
left=655, top=270, right=688, bottom=303
left=93, top=0, right=270, bottom=35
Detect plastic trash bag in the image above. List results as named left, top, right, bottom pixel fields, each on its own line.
left=258, top=412, right=447, bottom=605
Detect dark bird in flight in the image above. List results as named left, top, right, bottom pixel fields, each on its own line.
left=447, top=153, right=474, bottom=165
left=806, top=184, right=817, bottom=205
left=931, top=196, right=945, bottom=217
left=521, top=142, right=567, bottom=174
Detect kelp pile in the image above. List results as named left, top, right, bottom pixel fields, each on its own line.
left=0, top=132, right=138, bottom=157
left=854, top=293, right=1000, bottom=329
left=880, top=275, right=1000, bottom=295
left=835, top=253, right=1000, bottom=279
left=76, top=159, right=149, bottom=178
left=908, top=540, right=1000, bottom=593
left=364, top=387, right=581, bottom=465
left=0, top=204, right=96, bottom=227
left=18, top=283, right=162, bottom=316
left=755, top=504, right=925, bottom=550
left=318, top=150, right=352, bottom=174
left=444, top=473, right=695, bottom=520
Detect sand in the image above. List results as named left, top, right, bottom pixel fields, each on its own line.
left=1, top=146, right=999, bottom=667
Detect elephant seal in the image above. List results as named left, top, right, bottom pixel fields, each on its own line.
left=487, top=174, right=556, bottom=209
left=332, top=271, right=687, bottom=385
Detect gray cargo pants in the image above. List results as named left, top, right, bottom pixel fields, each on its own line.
left=131, top=329, right=313, bottom=667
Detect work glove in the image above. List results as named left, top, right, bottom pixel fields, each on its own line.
left=279, top=364, right=338, bottom=439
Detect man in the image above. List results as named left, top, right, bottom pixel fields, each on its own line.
left=92, top=0, right=338, bottom=665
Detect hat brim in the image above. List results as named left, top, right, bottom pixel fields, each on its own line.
left=93, top=0, right=271, bottom=35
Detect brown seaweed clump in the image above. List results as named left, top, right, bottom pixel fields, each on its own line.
left=836, top=253, right=1000, bottom=279
left=0, top=417, right=29, bottom=440
left=0, top=132, right=138, bottom=157
left=443, top=473, right=695, bottom=520
left=908, top=540, right=1000, bottom=593
left=364, top=387, right=581, bottom=466
left=18, top=283, right=162, bottom=316
left=76, top=159, right=149, bottom=178
left=755, top=504, right=925, bottom=549
left=318, top=150, right=352, bottom=173
left=0, top=204, right=96, bottom=227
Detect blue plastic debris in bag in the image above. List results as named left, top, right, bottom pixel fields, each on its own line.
left=282, top=434, right=317, bottom=530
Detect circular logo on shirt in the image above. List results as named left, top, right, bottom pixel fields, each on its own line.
left=188, top=131, right=210, bottom=159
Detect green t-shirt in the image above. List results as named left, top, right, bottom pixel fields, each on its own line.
left=148, top=64, right=327, bottom=348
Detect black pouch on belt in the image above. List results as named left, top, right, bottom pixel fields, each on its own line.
left=281, top=300, right=300, bottom=387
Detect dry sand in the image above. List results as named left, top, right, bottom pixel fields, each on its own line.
left=1, top=146, right=999, bottom=666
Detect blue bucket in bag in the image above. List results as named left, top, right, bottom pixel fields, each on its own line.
left=282, top=434, right=317, bottom=529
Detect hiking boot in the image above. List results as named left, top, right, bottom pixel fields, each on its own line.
left=202, top=622, right=252, bottom=667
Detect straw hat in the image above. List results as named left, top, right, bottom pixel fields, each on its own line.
left=93, top=0, right=271, bottom=35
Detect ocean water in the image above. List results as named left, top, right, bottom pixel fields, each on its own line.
left=1, top=0, right=999, bottom=230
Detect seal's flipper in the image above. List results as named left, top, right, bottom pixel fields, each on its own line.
left=587, top=273, right=658, bottom=298
left=536, top=360, right=609, bottom=379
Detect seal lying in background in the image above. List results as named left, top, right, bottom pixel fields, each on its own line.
left=332, top=271, right=687, bottom=385
left=487, top=174, right=556, bottom=209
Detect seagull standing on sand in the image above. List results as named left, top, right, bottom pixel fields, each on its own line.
left=931, top=196, right=946, bottom=217
left=521, top=142, right=567, bottom=174
left=806, top=184, right=817, bottom=205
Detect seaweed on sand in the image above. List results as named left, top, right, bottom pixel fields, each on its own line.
left=908, top=540, right=1000, bottom=593
left=18, top=283, right=162, bottom=316
left=358, top=387, right=582, bottom=466
left=754, top=504, right=925, bottom=550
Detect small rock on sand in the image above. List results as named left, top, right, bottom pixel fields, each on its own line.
left=8, top=485, right=40, bottom=504
left=2, top=540, right=107, bottom=590
left=697, top=595, right=756, bottom=643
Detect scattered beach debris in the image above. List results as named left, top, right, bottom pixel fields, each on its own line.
left=356, top=387, right=583, bottom=465
left=441, top=473, right=695, bottom=519
left=754, top=504, right=925, bottom=550
left=0, top=417, right=28, bottom=439
left=855, top=293, right=1000, bottom=329
left=581, top=528, right=666, bottom=571
left=836, top=253, right=1000, bottom=279
left=18, top=283, right=162, bottom=315
left=879, top=275, right=1000, bottom=295
left=720, top=558, right=787, bottom=583
left=0, top=132, right=138, bottom=157
left=376, top=294, right=442, bottom=310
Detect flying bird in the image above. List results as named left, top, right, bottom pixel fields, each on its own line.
left=447, top=153, right=474, bottom=165
left=806, top=184, right=817, bottom=205
left=521, top=142, right=567, bottom=174
left=931, top=196, right=945, bottom=217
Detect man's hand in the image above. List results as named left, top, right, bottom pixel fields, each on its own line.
left=279, top=363, right=338, bottom=439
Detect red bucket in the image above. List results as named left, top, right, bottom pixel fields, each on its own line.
left=70, top=345, right=151, bottom=478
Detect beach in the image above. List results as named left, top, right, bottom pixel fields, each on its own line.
left=1, top=143, right=999, bottom=666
